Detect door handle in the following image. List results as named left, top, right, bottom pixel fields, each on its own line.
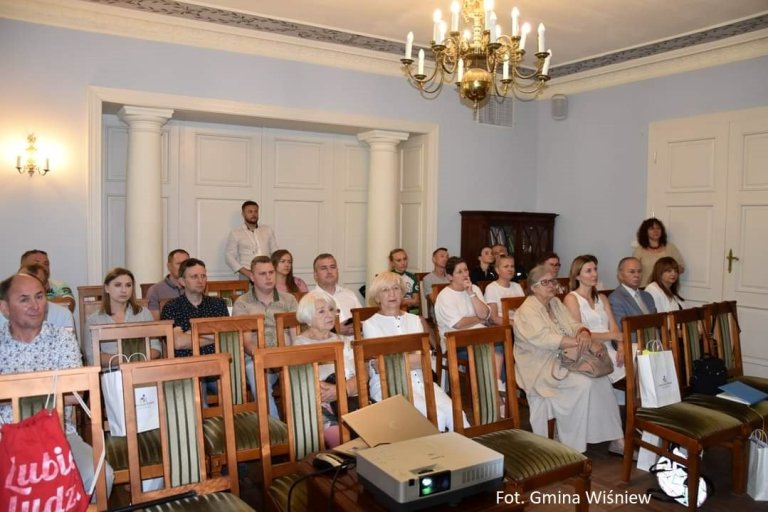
left=726, top=248, right=739, bottom=274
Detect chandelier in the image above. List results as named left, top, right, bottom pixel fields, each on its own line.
left=401, top=0, right=551, bottom=114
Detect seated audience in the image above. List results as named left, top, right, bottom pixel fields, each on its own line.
left=645, top=256, right=687, bottom=312
left=537, top=252, right=567, bottom=294
left=292, top=290, right=357, bottom=447
left=363, top=272, right=468, bottom=431
left=633, top=217, right=686, bottom=286
left=161, top=258, right=228, bottom=357
left=421, top=247, right=449, bottom=320
left=491, top=243, right=509, bottom=262
left=513, top=264, right=623, bottom=454
left=145, top=249, right=189, bottom=320
left=388, top=248, right=420, bottom=314
left=271, top=249, right=309, bottom=294
left=469, top=246, right=498, bottom=283
left=313, top=253, right=363, bottom=338
left=20, top=249, right=73, bottom=299
left=0, top=263, right=75, bottom=331
left=435, top=256, right=491, bottom=352
left=609, top=256, right=657, bottom=329
left=0, top=273, right=114, bottom=497
left=85, top=267, right=159, bottom=366
left=563, top=255, right=625, bottom=384
left=485, top=255, right=525, bottom=325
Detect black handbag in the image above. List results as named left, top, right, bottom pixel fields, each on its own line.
left=691, top=330, right=727, bottom=395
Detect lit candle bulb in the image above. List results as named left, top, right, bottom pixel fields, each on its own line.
left=484, top=0, right=494, bottom=30
left=538, top=23, right=545, bottom=53
left=542, top=49, right=552, bottom=75
left=439, top=20, right=447, bottom=43
left=45, top=158, right=50, bottom=170
left=495, top=24, right=502, bottom=42
left=520, top=22, right=530, bottom=51
left=503, top=54, right=509, bottom=80
left=511, top=7, right=519, bottom=37
left=16, top=155, right=21, bottom=168
left=450, top=1, right=460, bottom=32
left=457, top=58, right=464, bottom=82
left=432, top=9, right=442, bottom=42
left=405, top=31, right=413, bottom=60
left=489, top=12, right=498, bottom=42
left=463, top=29, right=472, bottom=43
left=417, top=49, right=425, bottom=75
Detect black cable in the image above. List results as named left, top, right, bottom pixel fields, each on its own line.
left=286, top=460, right=355, bottom=512
left=327, top=460, right=356, bottom=512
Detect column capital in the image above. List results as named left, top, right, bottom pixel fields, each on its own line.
left=118, top=105, right=174, bottom=126
left=357, top=130, right=409, bottom=148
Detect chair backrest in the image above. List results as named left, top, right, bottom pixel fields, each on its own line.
left=621, top=312, right=673, bottom=413
left=351, top=306, right=380, bottom=340
left=444, top=326, right=518, bottom=437
left=0, top=366, right=108, bottom=511
left=430, top=282, right=449, bottom=306
left=416, top=272, right=429, bottom=316
left=667, top=307, right=705, bottom=393
left=352, top=332, right=437, bottom=426
left=253, top=342, right=350, bottom=485
left=50, top=295, right=76, bottom=313
left=274, top=311, right=304, bottom=347
left=477, top=280, right=492, bottom=293
left=290, top=290, right=307, bottom=303
left=205, top=280, right=250, bottom=302
left=120, top=354, right=239, bottom=504
left=517, top=279, right=528, bottom=292
left=78, top=285, right=104, bottom=343
left=89, top=319, right=175, bottom=368
left=190, top=315, right=265, bottom=408
left=556, top=277, right=570, bottom=291
left=702, top=300, right=742, bottom=377
left=139, top=282, right=153, bottom=299
left=499, top=296, right=527, bottom=325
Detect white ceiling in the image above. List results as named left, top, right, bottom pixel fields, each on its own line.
left=184, top=0, right=768, bottom=65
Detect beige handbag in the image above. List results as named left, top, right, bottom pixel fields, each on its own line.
left=552, top=344, right=614, bottom=380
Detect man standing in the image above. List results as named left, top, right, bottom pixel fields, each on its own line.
left=225, top=201, right=278, bottom=280
left=389, top=248, right=420, bottom=314
left=609, top=256, right=657, bottom=329
left=422, top=247, right=449, bottom=321
left=160, top=258, right=229, bottom=357
left=0, top=273, right=113, bottom=496
left=19, top=249, right=73, bottom=299
left=233, top=255, right=297, bottom=417
left=313, top=253, right=362, bottom=337
left=146, top=249, right=190, bottom=320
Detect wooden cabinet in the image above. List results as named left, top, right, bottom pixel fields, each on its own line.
left=460, top=211, right=558, bottom=277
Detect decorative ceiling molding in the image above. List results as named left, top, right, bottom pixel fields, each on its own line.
left=2, top=0, right=767, bottom=97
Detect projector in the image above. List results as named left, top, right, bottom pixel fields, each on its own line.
left=356, top=432, right=504, bottom=511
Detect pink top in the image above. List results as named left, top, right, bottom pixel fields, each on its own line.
left=276, top=277, right=309, bottom=293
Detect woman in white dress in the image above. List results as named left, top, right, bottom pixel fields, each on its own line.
left=645, top=257, right=687, bottom=312
left=293, top=289, right=357, bottom=447
left=485, top=255, right=525, bottom=325
left=514, top=264, right=623, bottom=454
left=562, top=255, right=625, bottom=384
left=362, top=272, right=468, bottom=432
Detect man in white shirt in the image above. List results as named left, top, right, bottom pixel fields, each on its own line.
left=312, top=253, right=362, bottom=338
left=225, top=200, right=278, bottom=280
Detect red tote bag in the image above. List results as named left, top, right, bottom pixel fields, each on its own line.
left=0, top=408, right=88, bottom=512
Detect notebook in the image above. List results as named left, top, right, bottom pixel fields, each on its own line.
left=716, top=381, right=768, bottom=406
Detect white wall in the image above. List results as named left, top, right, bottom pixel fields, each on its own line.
left=0, top=18, right=538, bottom=289
left=536, top=57, right=768, bottom=287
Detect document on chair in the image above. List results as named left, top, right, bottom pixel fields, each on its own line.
left=716, top=381, right=767, bottom=406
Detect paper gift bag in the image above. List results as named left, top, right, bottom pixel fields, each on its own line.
left=101, top=354, right=159, bottom=436
left=637, top=341, right=681, bottom=408
left=748, top=429, right=768, bottom=501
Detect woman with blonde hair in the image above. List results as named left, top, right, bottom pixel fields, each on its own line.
left=645, top=257, right=687, bottom=312
left=85, top=267, right=159, bottom=366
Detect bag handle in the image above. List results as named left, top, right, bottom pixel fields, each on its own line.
left=645, top=339, right=663, bottom=353
left=750, top=428, right=768, bottom=447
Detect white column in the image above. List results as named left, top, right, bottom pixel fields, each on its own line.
left=118, top=106, right=174, bottom=286
left=357, top=130, right=410, bottom=288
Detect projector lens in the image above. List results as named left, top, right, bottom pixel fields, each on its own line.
left=419, top=471, right=450, bottom=497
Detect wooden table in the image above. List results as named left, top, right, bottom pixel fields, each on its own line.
left=299, top=456, right=523, bottom=512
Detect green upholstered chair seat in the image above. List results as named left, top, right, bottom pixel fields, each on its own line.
left=106, top=429, right=162, bottom=471
left=203, top=410, right=288, bottom=455
left=636, top=402, right=743, bottom=439
left=733, top=375, right=768, bottom=393
left=684, top=393, right=768, bottom=427
left=474, top=429, right=588, bottom=482
left=268, top=473, right=307, bottom=512
left=141, top=491, right=255, bottom=511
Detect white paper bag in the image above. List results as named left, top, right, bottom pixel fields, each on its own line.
left=748, top=429, right=768, bottom=501
left=101, top=354, right=159, bottom=436
left=636, top=343, right=681, bottom=408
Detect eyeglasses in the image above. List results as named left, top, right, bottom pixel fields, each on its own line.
left=533, top=279, right=557, bottom=287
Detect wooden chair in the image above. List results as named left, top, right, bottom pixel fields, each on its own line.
left=352, top=332, right=437, bottom=426
left=78, top=285, right=104, bottom=344
left=444, top=325, right=592, bottom=511
left=190, top=316, right=289, bottom=476
left=350, top=305, right=380, bottom=340
left=253, top=342, right=350, bottom=512
left=120, top=354, right=255, bottom=509
left=50, top=295, right=76, bottom=312
left=415, top=271, right=429, bottom=318
left=556, top=277, right=570, bottom=291
left=139, top=282, right=153, bottom=299
left=89, top=319, right=174, bottom=368
left=430, top=282, right=449, bottom=308
left=274, top=311, right=305, bottom=347
left=477, top=279, right=492, bottom=293
left=620, top=312, right=748, bottom=511
left=499, top=296, right=527, bottom=324
left=702, top=300, right=768, bottom=392
left=0, top=366, right=108, bottom=511
left=205, top=279, right=250, bottom=302
left=289, top=290, right=307, bottom=302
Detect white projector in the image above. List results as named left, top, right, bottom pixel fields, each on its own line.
left=356, top=431, right=504, bottom=511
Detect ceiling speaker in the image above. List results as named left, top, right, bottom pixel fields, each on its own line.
left=551, top=94, right=568, bottom=121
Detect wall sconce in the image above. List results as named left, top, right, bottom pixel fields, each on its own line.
left=16, top=134, right=50, bottom=176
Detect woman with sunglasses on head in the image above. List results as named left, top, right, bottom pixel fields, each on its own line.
left=514, top=264, right=623, bottom=454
